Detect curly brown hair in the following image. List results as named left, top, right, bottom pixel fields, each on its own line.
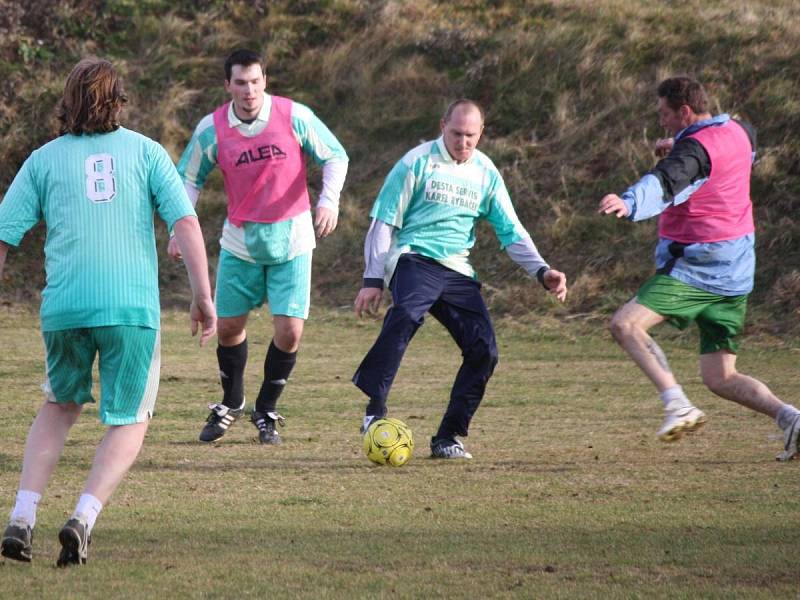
left=57, top=58, right=128, bottom=136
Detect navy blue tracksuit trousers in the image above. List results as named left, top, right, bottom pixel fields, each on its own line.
left=353, top=254, right=499, bottom=438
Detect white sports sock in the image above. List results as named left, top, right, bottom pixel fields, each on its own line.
left=660, top=385, right=691, bottom=409
left=776, top=404, right=800, bottom=430
left=73, top=493, right=103, bottom=534
left=10, top=490, right=41, bottom=528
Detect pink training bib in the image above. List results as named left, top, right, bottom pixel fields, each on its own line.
left=213, top=96, right=310, bottom=226
left=658, top=120, right=754, bottom=243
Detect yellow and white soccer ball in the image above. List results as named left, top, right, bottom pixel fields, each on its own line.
left=363, top=418, right=414, bottom=466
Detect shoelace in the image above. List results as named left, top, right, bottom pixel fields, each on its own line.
left=206, top=403, right=226, bottom=421
left=254, top=412, right=286, bottom=428
left=253, top=416, right=272, bottom=432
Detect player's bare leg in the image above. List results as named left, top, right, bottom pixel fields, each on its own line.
left=610, top=299, right=706, bottom=441
left=218, top=314, right=248, bottom=347
left=55, top=420, right=150, bottom=567
left=700, top=351, right=783, bottom=417
left=273, top=315, right=303, bottom=353
left=83, top=422, right=149, bottom=504
left=699, top=350, right=800, bottom=461
left=2, top=401, right=82, bottom=562
left=610, top=299, right=675, bottom=391
left=19, top=401, right=83, bottom=493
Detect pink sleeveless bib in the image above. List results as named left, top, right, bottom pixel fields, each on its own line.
left=658, top=120, right=754, bottom=243
left=213, top=96, right=310, bottom=226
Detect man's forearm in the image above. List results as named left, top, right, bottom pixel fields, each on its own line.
left=362, top=218, right=393, bottom=288
left=317, top=159, right=349, bottom=210
left=505, top=236, right=549, bottom=279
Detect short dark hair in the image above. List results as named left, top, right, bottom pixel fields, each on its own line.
left=443, top=99, right=485, bottom=124
left=57, top=58, right=127, bottom=136
left=224, top=49, right=263, bottom=81
left=657, top=77, right=709, bottom=114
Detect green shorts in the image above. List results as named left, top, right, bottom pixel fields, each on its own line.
left=636, top=274, right=748, bottom=354
left=42, top=326, right=160, bottom=425
left=215, top=249, right=311, bottom=319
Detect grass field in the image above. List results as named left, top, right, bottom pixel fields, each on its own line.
left=1, top=306, right=799, bottom=598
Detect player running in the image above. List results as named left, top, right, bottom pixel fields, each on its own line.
left=0, top=58, right=215, bottom=566
left=599, top=76, right=800, bottom=460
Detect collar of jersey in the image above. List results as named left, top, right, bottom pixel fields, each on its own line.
left=435, top=136, right=476, bottom=165
left=675, top=112, right=730, bottom=141
left=227, top=92, right=272, bottom=128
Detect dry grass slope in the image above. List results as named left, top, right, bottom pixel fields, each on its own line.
left=0, top=0, right=798, bottom=332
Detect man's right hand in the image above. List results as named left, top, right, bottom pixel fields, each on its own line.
left=354, top=287, right=384, bottom=318
left=598, top=194, right=630, bottom=219
left=167, top=235, right=182, bottom=260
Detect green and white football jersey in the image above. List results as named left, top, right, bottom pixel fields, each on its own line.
left=0, top=127, right=195, bottom=331
left=371, top=137, right=528, bottom=281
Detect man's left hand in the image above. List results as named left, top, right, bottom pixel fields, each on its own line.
left=542, top=269, right=568, bottom=302
left=655, top=137, right=674, bottom=158
left=315, top=206, right=338, bottom=238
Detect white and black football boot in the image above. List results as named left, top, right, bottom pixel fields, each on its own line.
left=251, top=410, right=285, bottom=445
left=199, top=402, right=244, bottom=442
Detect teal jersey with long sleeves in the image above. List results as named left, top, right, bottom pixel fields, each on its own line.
left=371, top=137, right=528, bottom=280
left=0, top=127, right=195, bottom=331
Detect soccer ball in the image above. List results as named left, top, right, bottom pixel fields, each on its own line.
left=363, top=418, right=414, bottom=466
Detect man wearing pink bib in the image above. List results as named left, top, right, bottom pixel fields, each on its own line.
left=174, top=49, right=348, bottom=444
left=599, top=76, right=800, bottom=461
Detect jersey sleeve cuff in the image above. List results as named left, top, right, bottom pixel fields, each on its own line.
left=317, top=197, right=339, bottom=212
left=536, top=266, right=549, bottom=289
left=363, top=277, right=384, bottom=290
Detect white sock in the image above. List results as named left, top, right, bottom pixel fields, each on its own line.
left=10, top=490, right=41, bottom=528
left=73, top=493, right=103, bottom=534
left=660, top=385, right=691, bottom=409
left=776, top=404, right=800, bottom=430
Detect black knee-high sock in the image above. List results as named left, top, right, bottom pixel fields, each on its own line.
left=217, top=339, right=247, bottom=410
left=255, top=341, right=297, bottom=414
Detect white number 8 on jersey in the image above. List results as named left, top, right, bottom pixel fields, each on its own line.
left=85, top=153, right=116, bottom=202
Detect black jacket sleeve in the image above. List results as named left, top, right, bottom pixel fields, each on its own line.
left=650, top=119, right=757, bottom=204
left=648, top=138, right=711, bottom=203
